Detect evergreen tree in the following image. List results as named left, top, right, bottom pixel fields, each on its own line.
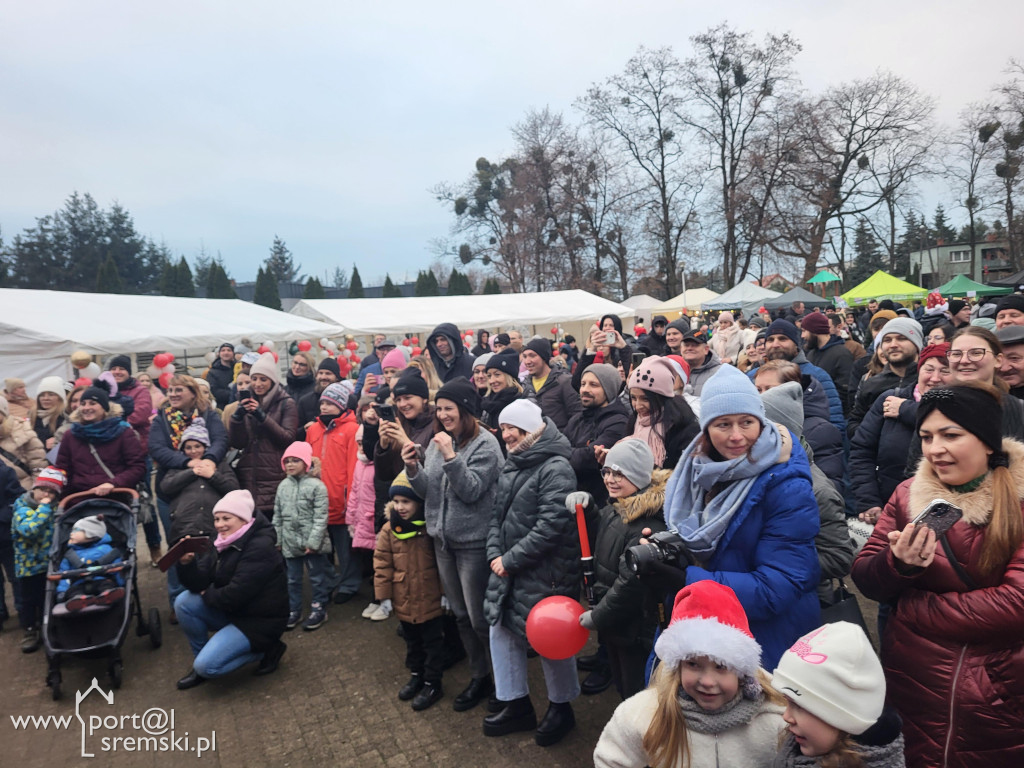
left=415, top=269, right=440, bottom=296
left=348, top=265, right=365, bottom=298
left=96, top=254, right=124, bottom=294
left=382, top=274, right=403, bottom=297
left=206, top=261, right=236, bottom=299
left=176, top=256, right=195, bottom=297
left=483, top=277, right=502, bottom=294
left=447, top=268, right=472, bottom=295
left=303, top=276, right=326, bottom=299
left=847, top=218, right=887, bottom=286
left=265, top=235, right=301, bottom=282
left=932, top=205, right=958, bottom=243
left=253, top=266, right=282, bottom=310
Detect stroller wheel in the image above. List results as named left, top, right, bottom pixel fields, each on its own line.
left=109, top=660, right=123, bottom=689
left=48, top=671, right=62, bottom=701
left=148, top=608, right=163, bottom=649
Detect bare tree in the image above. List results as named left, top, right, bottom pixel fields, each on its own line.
left=577, top=46, right=701, bottom=296
left=678, top=24, right=801, bottom=285
left=994, top=60, right=1024, bottom=269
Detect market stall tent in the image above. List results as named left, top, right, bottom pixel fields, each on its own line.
left=840, top=271, right=927, bottom=305
left=701, top=282, right=782, bottom=316
left=289, top=290, right=634, bottom=339
left=761, top=286, right=834, bottom=310
left=621, top=294, right=664, bottom=316
left=650, top=287, right=721, bottom=316
left=0, top=288, right=345, bottom=386
left=933, top=273, right=1011, bottom=297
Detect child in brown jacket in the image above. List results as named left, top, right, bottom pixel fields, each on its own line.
left=373, top=471, right=444, bottom=712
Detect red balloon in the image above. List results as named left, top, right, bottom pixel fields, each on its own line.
left=402, top=338, right=411, bottom=346
left=411, top=347, right=422, bottom=356
left=258, top=345, right=270, bottom=354
left=551, top=326, right=558, bottom=335
left=297, top=340, right=312, bottom=352
left=158, top=372, right=173, bottom=389
left=411, top=337, right=419, bottom=345
left=74, top=377, right=91, bottom=387
left=525, top=596, right=589, bottom=660
left=351, top=354, right=360, bottom=364
left=153, top=353, right=170, bottom=368
left=166, top=353, right=175, bottom=363
left=272, top=352, right=279, bottom=362
left=346, top=340, right=358, bottom=351
left=326, top=349, right=335, bottom=356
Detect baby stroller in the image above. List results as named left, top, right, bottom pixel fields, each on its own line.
left=42, top=488, right=162, bottom=700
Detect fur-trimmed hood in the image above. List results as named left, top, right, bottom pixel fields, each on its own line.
left=908, top=437, right=1024, bottom=526
left=613, top=468, right=671, bottom=524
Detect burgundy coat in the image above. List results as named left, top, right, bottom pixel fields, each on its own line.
left=118, top=378, right=153, bottom=446
left=55, top=419, right=147, bottom=495
left=851, top=438, right=1024, bottom=768
left=228, top=383, right=297, bottom=512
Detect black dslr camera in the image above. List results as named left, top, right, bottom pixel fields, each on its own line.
left=625, top=531, right=692, bottom=576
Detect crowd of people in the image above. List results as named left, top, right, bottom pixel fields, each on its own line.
left=3, top=288, right=1024, bottom=766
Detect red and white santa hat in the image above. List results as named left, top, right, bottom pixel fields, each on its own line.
left=925, top=291, right=948, bottom=316
left=654, top=580, right=761, bottom=680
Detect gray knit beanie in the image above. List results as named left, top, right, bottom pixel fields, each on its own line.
left=760, top=381, right=805, bottom=438
left=604, top=439, right=654, bottom=490
left=582, top=363, right=622, bottom=404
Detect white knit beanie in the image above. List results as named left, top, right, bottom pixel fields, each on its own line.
left=37, top=376, right=68, bottom=404
left=498, top=399, right=543, bottom=433
left=771, top=622, right=885, bottom=735
left=249, top=352, right=281, bottom=385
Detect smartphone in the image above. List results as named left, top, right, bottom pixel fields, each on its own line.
left=631, top=352, right=647, bottom=369
left=414, top=444, right=426, bottom=462
left=374, top=403, right=396, bottom=422
left=605, top=331, right=616, bottom=345
left=237, top=389, right=251, bottom=401
left=910, top=499, right=964, bottom=539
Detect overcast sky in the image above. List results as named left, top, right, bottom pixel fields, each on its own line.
left=2, top=1, right=1021, bottom=287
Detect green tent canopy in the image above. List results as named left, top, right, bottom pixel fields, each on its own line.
left=807, top=270, right=840, bottom=284
left=840, top=271, right=928, bottom=305
left=933, top=273, right=1011, bottom=297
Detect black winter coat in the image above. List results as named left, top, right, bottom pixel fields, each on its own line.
left=149, top=405, right=229, bottom=491
left=523, top=366, right=582, bottom=431
left=159, top=459, right=240, bottom=543
left=587, top=470, right=669, bottom=646
left=372, top=406, right=436, bottom=531
left=205, top=359, right=235, bottom=410
left=564, top=400, right=631, bottom=506
left=228, top=384, right=298, bottom=512
left=801, top=378, right=845, bottom=492
left=426, top=323, right=475, bottom=383
left=284, top=370, right=316, bottom=403
left=483, top=420, right=580, bottom=638
left=296, top=388, right=322, bottom=440
left=639, top=332, right=669, bottom=357
left=848, top=384, right=916, bottom=513
left=176, top=512, right=288, bottom=652
left=848, top=363, right=917, bottom=437
left=481, top=387, right=522, bottom=433
left=807, top=336, right=854, bottom=411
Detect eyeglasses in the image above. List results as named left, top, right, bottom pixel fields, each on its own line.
left=947, top=348, right=990, bottom=362
left=601, top=468, right=626, bottom=481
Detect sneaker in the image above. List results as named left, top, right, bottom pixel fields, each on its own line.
left=302, top=604, right=328, bottom=631
left=95, top=587, right=125, bottom=606
left=361, top=602, right=380, bottom=619
left=285, top=611, right=302, bottom=631
left=412, top=681, right=443, bottom=711
left=66, top=594, right=96, bottom=612
left=21, top=627, right=42, bottom=654
left=368, top=603, right=392, bottom=621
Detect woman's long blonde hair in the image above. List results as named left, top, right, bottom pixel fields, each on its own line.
left=642, top=661, right=782, bottom=768
left=408, top=357, right=443, bottom=395
left=488, top=370, right=523, bottom=395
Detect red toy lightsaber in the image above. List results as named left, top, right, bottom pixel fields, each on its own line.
left=575, top=503, right=595, bottom=606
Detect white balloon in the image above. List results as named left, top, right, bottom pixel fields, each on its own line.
left=342, top=348, right=353, bottom=358
left=326, top=341, right=338, bottom=352
left=319, top=337, right=329, bottom=347
left=146, top=364, right=161, bottom=379
left=163, top=363, right=176, bottom=375
left=81, top=362, right=101, bottom=379
left=263, top=340, right=274, bottom=350
left=205, top=352, right=216, bottom=364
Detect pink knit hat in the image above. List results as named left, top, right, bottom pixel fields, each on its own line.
left=380, top=348, right=408, bottom=371
left=213, top=489, right=255, bottom=523
left=627, top=356, right=677, bottom=398
left=281, top=441, right=313, bottom=471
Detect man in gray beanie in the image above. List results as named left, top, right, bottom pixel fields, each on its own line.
left=847, top=316, right=922, bottom=436
left=563, top=364, right=629, bottom=508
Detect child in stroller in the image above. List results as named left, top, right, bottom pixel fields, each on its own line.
left=56, top=514, right=125, bottom=611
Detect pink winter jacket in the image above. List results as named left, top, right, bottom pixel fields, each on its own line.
left=348, top=435, right=377, bottom=551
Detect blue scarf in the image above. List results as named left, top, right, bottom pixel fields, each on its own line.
left=71, top=416, right=129, bottom=444
left=664, top=421, right=782, bottom=560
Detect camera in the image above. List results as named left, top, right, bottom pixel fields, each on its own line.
left=625, top=531, right=692, bottom=576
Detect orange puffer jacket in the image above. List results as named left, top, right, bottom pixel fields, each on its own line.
left=305, top=411, right=359, bottom=525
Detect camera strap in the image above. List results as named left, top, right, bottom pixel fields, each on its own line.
left=940, top=535, right=977, bottom=590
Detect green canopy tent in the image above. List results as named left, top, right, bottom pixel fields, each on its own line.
left=933, top=273, right=1011, bottom=298
left=807, top=269, right=841, bottom=297
left=840, top=271, right=928, bottom=306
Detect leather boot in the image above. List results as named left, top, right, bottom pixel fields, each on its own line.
left=580, top=667, right=613, bottom=695
left=411, top=681, right=443, bottom=711
left=453, top=675, right=493, bottom=712
left=398, top=673, right=424, bottom=701
left=482, top=695, right=536, bottom=737
left=535, top=701, right=575, bottom=747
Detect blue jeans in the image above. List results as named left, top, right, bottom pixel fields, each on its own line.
left=285, top=554, right=331, bottom=612
left=328, top=524, right=361, bottom=597
left=174, top=591, right=263, bottom=678
left=434, top=541, right=491, bottom=679
left=489, top=622, right=580, bottom=703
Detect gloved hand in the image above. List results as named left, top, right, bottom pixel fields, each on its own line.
left=252, top=408, right=267, bottom=422
left=441, top=595, right=451, bottom=612
left=578, top=610, right=596, bottom=630
left=565, top=491, right=593, bottom=513
left=638, top=558, right=689, bottom=601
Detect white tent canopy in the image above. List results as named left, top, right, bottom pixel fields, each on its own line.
left=701, top=282, right=782, bottom=317
left=620, top=294, right=663, bottom=314
left=651, top=287, right=721, bottom=315
left=289, top=290, right=634, bottom=335
left=0, top=288, right=345, bottom=386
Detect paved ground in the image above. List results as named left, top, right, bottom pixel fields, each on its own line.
left=2, top=536, right=880, bottom=768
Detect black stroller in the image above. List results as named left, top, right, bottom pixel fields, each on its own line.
left=42, top=488, right=161, bottom=700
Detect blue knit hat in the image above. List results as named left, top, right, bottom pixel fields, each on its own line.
left=389, top=470, right=423, bottom=502
left=765, top=319, right=801, bottom=348
left=699, top=364, right=766, bottom=430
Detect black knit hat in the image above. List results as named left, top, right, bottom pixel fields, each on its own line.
left=391, top=368, right=429, bottom=400
left=80, top=378, right=113, bottom=411
left=486, top=348, right=520, bottom=377
left=917, top=385, right=1006, bottom=468
left=317, top=357, right=340, bottom=377
left=107, top=355, right=131, bottom=374
left=948, top=299, right=967, bottom=317
left=525, top=338, right=551, bottom=364
left=493, top=333, right=511, bottom=347
left=996, top=293, right=1024, bottom=317
left=436, top=377, right=481, bottom=418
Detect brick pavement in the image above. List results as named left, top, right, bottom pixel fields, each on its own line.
left=2, top=541, right=617, bottom=768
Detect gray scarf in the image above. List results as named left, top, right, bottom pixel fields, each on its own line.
left=771, top=733, right=906, bottom=768
left=677, top=690, right=763, bottom=734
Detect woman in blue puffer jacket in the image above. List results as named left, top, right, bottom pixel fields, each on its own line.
left=650, top=364, right=821, bottom=669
